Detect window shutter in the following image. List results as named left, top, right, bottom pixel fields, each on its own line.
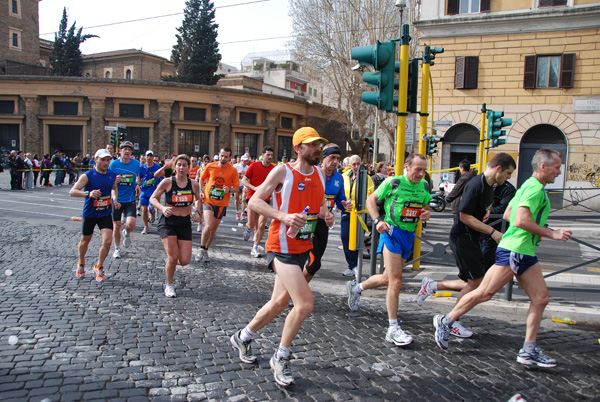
left=447, top=0, right=459, bottom=15
left=465, top=57, right=479, bottom=89
left=481, top=0, right=491, bottom=13
left=523, top=55, right=537, bottom=89
left=455, top=57, right=466, bottom=89
left=560, top=53, right=575, bottom=89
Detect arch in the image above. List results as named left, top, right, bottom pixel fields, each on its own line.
left=105, top=71, right=111, bottom=78
left=126, top=69, right=132, bottom=80
left=440, top=122, right=479, bottom=175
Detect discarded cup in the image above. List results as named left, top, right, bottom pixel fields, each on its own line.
left=552, top=317, right=576, bottom=325
left=71, top=217, right=82, bottom=221
left=8, top=335, right=18, bottom=345
left=434, top=291, right=452, bottom=297
left=5, top=269, right=13, bottom=276
left=231, top=228, right=237, bottom=232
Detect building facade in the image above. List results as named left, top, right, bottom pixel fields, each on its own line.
left=416, top=0, right=600, bottom=208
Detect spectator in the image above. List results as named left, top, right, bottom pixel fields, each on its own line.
left=32, top=154, right=41, bottom=187
left=41, top=154, right=53, bottom=187
left=23, top=153, right=34, bottom=189
left=73, top=153, right=83, bottom=180
left=371, top=161, right=389, bottom=189
left=51, top=150, right=64, bottom=186
left=446, top=159, right=477, bottom=216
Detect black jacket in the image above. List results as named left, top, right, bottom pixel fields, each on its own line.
left=445, top=170, right=477, bottom=214
left=490, top=181, right=517, bottom=231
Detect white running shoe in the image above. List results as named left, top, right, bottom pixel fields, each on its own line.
left=164, top=283, right=176, bottom=298
left=196, top=222, right=202, bottom=232
left=516, top=347, right=557, bottom=368
left=346, top=280, right=361, bottom=311
left=385, top=326, right=413, bottom=346
left=112, top=247, right=121, bottom=259
left=194, top=251, right=202, bottom=262
left=243, top=228, right=252, bottom=241
left=121, top=214, right=126, bottom=224
left=433, top=314, right=451, bottom=350
left=450, top=321, right=474, bottom=338
left=256, top=245, right=265, bottom=254
left=416, top=277, right=436, bottom=307
left=200, top=249, right=210, bottom=263
left=250, top=245, right=262, bottom=258
left=141, top=227, right=148, bottom=235
left=122, top=229, right=131, bottom=248
left=342, top=268, right=356, bottom=277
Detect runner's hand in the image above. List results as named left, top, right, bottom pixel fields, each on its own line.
left=376, top=220, right=390, bottom=234
left=89, top=189, right=100, bottom=199
left=324, top=211, right=334, bottom=227
left=113, top=201, right=121, bottom=210
left=421, top=209, right=431, bottom=222
left=552, top=229, right=572, bottom=242
left=192, top=211, right=201, bottom=223
left=284, top=212, right=307, bottom=231
left=491, top=230, right=503, bottom=244
left=163, top=206, right=174, bottom=217
left=116, top=174, right=122, bottom=184
left=342, top=200, right=353, bottom=211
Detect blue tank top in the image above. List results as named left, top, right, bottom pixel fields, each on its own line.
left=83, top=169, right=117, bottom=218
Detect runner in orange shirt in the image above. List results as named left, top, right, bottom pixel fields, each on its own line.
left=195, top=147, right=239, bottom=263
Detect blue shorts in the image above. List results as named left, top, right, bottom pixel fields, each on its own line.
left=139, top=194, right=151, bottom=206
left=495, top=247, right=539, bottom=275
left=377, top=226, right=415, bottom=259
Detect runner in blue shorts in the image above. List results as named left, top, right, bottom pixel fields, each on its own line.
left=433, top=148, right=572, bottom=368
left=138, top=150, right=161, bottom=234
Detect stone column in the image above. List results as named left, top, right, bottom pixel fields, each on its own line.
left=21, top=96, right=40, bottom=155
left=265, top=111, right=278, bottom=150
left=157, top=101, right=174, bottom=156
left=217, top=106, right=234, bottom=154
left=89, top=97, right=106, bottom=154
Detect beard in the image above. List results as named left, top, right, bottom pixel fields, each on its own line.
left=308, top=154, right=320, bottom=166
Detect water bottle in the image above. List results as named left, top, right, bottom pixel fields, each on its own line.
left=287, top=206, right=309, bottom=238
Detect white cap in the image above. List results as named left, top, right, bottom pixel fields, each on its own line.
left=145, top=150, right=154, bottom=156
left=241, top=155, right=249, bottom=161
left=213, top=155, right=219, bottom=161
left=94, top=149, right=112, bottom=159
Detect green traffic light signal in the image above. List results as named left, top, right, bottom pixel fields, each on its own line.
left=110, top=132, right=117, bottom=145
left=426, top=136, right=439, bottom=156
left=351, top=41, right=396, bottom=111
left=487, top=110, right=512, bottom=148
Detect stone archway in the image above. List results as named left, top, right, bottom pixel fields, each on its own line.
left=440, top=123, right=479, bottom=180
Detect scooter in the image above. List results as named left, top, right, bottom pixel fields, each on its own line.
left=429, top=183, right=446, bottom=212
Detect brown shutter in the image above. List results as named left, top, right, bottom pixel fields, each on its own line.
left=447, top=0, right=459, bottom=15
left=560, top=53, right=575, bottom=88
left=523, top=55, right=537, bottom=89
left=455, top=57, right=466, bottom=89
left=465, top=57, right=479, bottom=89
left=480, top=0, right=491, bottom=13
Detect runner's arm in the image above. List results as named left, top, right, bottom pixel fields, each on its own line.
left=514, top=206, right=571, bottom=241
left=112, top=181, right=120, bottom=210
left=460, top=212, right=502, bottom=242
left=192, top=180, right=203, bottom=222
left=69, top=174, right=89, bottom=197
left=366, top=192, right=391, bottom=234
left=150, top=180, right=169, bottom=214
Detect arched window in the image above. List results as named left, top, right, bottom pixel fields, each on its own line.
left=105, top=71, right=111, bottom=78
left=126, top=69, right=132, bottom=79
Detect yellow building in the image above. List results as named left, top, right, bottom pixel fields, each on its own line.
left=416, top=0, right=600, bottom=207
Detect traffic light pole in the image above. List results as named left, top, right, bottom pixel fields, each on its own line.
left=394, top=24, right=411, bottom=175
left=418, top=48, right=431, bottom=157
left=478, top=103, right=486, bottom=173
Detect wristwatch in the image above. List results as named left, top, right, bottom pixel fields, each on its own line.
left=84, top=191, right=90, bottom=198
left=373, top=216, right=383, bottom=226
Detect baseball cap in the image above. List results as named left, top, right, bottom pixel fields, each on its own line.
left=94, top=149, right=112, bottom=159
left=119, top=141, right=134, bottom=149
left=292, top=127, right=328, bottom=146
left=213, top=155, right=219, bottom=161
left=145, top=150, right=154, bottom=156
left=241, top=155, right=249, bottom=161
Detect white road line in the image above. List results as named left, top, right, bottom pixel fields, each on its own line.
left=0, top=199, right=81, bottom=210
left=0, top=207, right=73, bottom=219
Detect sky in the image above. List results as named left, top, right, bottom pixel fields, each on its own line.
left=38, top=0, right=293, bottom=67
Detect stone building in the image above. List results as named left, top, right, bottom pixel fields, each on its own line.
left=416, top=0, right=600, bottom=208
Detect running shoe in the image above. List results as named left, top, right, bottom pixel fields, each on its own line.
left=75, top=263, right=85, bottom=278
left=342, top=268, right=356, bottom=277
left=93, top=265, right=105, bottom=282
left=251, top=245, right=262, bottom=258
left=346, top=280, right=361, bottom=311
left=113, top=247, right=121, bottom=259
left=141, top=227, right=148, bottom=235
left=230, top=330, right=257, bottom=364
left=385, top=326, right=413, bottom=346
left=516, top=347, right=557, bottom=368
left=164, top=283, right=176, bottom=298
left=433, top=314, right=451, bottom=350
left=450, top=321, right=473, bottom=338
left=269, top=353, right=294, bottom=387
left=194, top=251, right=202, bottom=262
left=236, top=212, right=241, bottom=220
left=243, top=228, right=252, bottom=241
left=149, top=214, right=156, bottom=224
left=416, top=277, right=436, bottom=307
left=137, top=208, right=141, bottom=216
left=196, top=222, right=202, bottom=233
left=201, top=249, right=210, bottom=263
left=121, top=214, right=126, bottom=224
left=288, top=299, right=294, bottom=308
left=122, top=229, right=131, bottom=248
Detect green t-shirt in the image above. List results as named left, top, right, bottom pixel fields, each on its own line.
left=375, top=175, right=432, bottom=232
left=498, top=176, right=550, bottom=256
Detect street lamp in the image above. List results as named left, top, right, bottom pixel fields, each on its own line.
left=395, top=0, right=407, bottom=25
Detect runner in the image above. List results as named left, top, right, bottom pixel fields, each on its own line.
left=230, top=127, right=333, bottom=387
left=150, top=154, right=203, bottom=298
left=109, top=141, right=141, bottom=258
left=242, top=146, right=276, bottom=258
left=138, top=150, right=161, bottom=234
left=189, top=156, right=200, bottom=181
left=346, top=153, right=431, bottom=346
left=195, top=147, right=239, bottom=263
left=415, top=153, right=516, bottom=338
left=234, top=154, right=251, bottom=220
left=432, top=149, right=571, bottom=368
left=69, top=149, right=119, bottom=281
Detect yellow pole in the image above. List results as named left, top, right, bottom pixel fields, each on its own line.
left=478, top=105, right=486, bottom=174
left=483, top=116, right=490, bottom=168
left=418, top=63, right=430, bottom=157
left=395, top=25, right=410, bottom=176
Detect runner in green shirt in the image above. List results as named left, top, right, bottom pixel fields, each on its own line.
left=346, top=153, right=431, bottom=347
left=433, top=149, right=572, bottom=368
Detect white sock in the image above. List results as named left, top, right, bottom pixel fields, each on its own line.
left=240, top=326, right=255, bottom=342
left=276, top=344, right=290, bottom=360
left=354, top=283, right=364, bottom=294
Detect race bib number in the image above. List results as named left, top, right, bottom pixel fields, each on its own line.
left=171, top=190, right=193, bottom=207
left=209, top=186, right=225, bottom=201
left=143, top=177, right=156, bottom=187
left=93, top=196, right=111, bottom=212
left=295, top=213, right=318, bottom=241
left=400, top=201, right=423, bottom=223
left=325, top=194, right=335, bottom=210
left=120, top=174, right=134, bottom=186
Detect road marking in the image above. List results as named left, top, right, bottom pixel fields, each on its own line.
left=0, top=199, right=80, bottom=210
left=0, top=207, right=73, bottom=219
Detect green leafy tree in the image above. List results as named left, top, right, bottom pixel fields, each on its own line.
left=50, top=8, right=97, bottom=76
left=170, top=0, right=222, bottom=85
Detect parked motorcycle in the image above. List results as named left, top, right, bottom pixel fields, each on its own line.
left=429, top=183, right=446, bottom=212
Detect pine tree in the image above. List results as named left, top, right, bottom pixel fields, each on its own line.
left=170, top=0, right=222, bottom=85
left=50, top=8, right=97, bottom=76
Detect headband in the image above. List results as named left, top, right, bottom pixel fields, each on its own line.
left=322, top=146, right=341, bottom=158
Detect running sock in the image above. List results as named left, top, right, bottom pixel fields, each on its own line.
left=431, top=281, right=438, bottom=292
left=276, top=345, right=290, bottom=360
left=240, top=326, right=256, bottom=343
left=523, top=341, right=536, bottom=353
left=78, top=260, right=84, bottom=266
left=201, top=246, right=207, bottom=250
left=354, top=283, right=364, bottom=294
left=388, top=319, right=398, bottom=329
left=442, top=315, right=455, bottom=328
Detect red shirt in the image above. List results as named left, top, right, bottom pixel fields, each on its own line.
left=245, top=161, right=276, bottom=200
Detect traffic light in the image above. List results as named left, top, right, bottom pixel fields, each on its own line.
left=110, top=132, right=117, bottom=145
left=118, top=132, right=125, bottom=142
left=365, top=137, right=374, bottom=155
left=423, top=46, right=444, bottom=66
left=487, top=110, right=512, bottom=148
left=426, top=136, right=440, bottom=156
left=406, top=58, right=420, bottom=113
left=351, top=41, right=396, bottom=112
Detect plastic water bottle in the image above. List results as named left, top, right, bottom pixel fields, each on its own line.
left=287, top=206, right=309, bottom=238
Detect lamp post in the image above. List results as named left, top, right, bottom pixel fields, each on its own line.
left=395, top=0, right=407, bottom=25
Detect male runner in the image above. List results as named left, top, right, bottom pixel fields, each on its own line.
left=69, top=149, right=119, bottom=281
left=433, top=149, right=571, bottom=368
left=230, top=127, right=333, bottom=387
left=189, top=155, right=200, bottom=181
left=242, top=146, right=276, bottom=257
left=233, top=155, right=250, bottom=220
left=346, top=153, right=431, bottom=346
left=138, top=150, right=161, bottom=234
left=109, top=141, right=141, bottom=258
left=416, top=153, right=516, bottom=337
left=195, top=147, right=239, bottom=263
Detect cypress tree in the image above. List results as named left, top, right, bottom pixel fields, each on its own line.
left=50, top=8, right=97, bottom=76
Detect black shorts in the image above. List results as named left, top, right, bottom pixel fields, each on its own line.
left=449, top=234, right=485, bottom=281
left=157, top=214, right=192, bottom=241
left=112, top=201, right=137, bottom=222
left=82, top=215, right=113, bottom=236
left=306, top=219, right=329, bottom=275
left=203, top=203, right=227, bottom=219
left=267, top=251, right=310, bottom=272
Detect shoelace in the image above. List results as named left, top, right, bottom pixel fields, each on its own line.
left=281, top=359, right=292, bottom=377
left=534, top=347, right=551, bottom=361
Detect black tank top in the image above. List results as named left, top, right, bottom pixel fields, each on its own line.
left=165, top=176, right=193, bottom=207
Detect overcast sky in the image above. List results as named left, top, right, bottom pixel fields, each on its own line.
left=38, top=0, right=293, bottom=67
